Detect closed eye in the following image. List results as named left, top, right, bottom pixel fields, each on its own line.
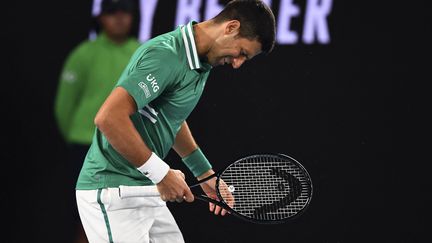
left=240, top=50, right=250, bottom=60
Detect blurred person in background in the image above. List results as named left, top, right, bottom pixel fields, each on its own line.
left=54, top=0, right=140, bottom=242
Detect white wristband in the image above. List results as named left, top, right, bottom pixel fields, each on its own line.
left=137, top=152, right=170, bottom=184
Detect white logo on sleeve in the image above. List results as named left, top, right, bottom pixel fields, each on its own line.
left=138, top=82, right=151, bottom=98
left=146, top=74, right=160, bottom=92
left=62, top=70, right=77, bottom=83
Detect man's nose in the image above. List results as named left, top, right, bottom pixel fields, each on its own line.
left=231, top=57, right=246, bottom=69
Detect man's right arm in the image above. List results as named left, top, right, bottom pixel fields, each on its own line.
left=54, top=47, right=86, bottom=141
left=94, top=87, right=194, bottom=202
left=94, top=87, right=151, bottom=165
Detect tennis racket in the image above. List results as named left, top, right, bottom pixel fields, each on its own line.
left=119, top=153, right=313, bottom=224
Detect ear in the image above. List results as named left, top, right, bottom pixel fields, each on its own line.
left=224, top=20, right=241, bottom=36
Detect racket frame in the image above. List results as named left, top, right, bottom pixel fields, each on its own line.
left=189, top=153, right=313, bottom=224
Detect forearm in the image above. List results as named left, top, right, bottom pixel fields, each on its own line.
left=95, top=87, right=152, bottom=167
left=96, top=113, right=152, bottom=167
left=172, top=121, right=198, bottom=158
left=173, top=121, right=212, bottom=177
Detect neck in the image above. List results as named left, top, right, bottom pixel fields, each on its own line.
left=105, top=32, right=128, bottom=45
left=193, top=20, right=223, bottom=58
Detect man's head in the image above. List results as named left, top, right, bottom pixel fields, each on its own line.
left=204, top=0, right=276, bottom=68
left=99, top=0, right=135, bottom=42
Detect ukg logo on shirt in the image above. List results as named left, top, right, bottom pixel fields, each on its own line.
left=146, top=74, right=160, bottom=93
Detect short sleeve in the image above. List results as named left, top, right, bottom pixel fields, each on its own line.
left=116, top=48, right=178, bottom=109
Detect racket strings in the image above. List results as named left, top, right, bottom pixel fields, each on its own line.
left=219, top=155, right=312, bottom=221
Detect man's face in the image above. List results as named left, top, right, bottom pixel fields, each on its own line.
left=100, top=11, right=133, bottom=39
left=206, top=22, right=262, bottom=69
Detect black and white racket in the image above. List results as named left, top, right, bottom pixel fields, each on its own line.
left=119, top=153, right=313, bottom=224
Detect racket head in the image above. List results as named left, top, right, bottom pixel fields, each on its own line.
left=215, top=153, right=313, bottom=224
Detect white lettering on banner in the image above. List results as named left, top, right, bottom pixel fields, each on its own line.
left=146, top=74, right=160, bottom=92
left=276, top=0, right=300, bottom=44
left=92, top=0, right=102, bottom=16
left=303, top=0, right=333, bottom=44
left=139, top=0, right=158, bottom=41
left=204, top=0, right=223, bottom=20
left=89, top=0, right=103, bottom=40
left=175, top=0, right=202, bottom=28
left=91, top=0, right=333, bottom=44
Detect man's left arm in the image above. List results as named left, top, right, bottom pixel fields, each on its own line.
left=173, top=121, right=231, bottom=215
left=172, top=121, right=198, bottom=157
left=172, top=121, right=213, bottom=177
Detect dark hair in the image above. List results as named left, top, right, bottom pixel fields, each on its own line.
left=101, top=0, right=135, bottom=15
left=212, top=0, right=276, bottom=54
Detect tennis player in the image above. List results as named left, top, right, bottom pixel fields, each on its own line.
left=76, top=1, right=276, bottom=242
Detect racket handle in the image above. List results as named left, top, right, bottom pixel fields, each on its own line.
left=119, top=185, right=160, bottom=198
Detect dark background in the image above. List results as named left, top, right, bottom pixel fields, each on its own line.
left=6, top=0, right=428, bottom=242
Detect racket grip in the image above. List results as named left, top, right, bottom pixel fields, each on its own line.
left=118, top=185, right=160, bottom=198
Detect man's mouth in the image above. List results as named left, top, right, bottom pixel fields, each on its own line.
left=221, top=57, right=229, bottom=65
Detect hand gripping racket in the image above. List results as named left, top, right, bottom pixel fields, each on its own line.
left=119, top=153, right=313, bottom=224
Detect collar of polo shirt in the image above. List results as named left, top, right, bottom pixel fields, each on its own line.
left=181, top=21, right=212, bottom=72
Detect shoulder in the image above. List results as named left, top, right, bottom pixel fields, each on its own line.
left=140, top=30, right=184, bottom=65
left=65, top=39, right=95, bottom=61
left=137, top=44, right=182, bottom=71
left=148, top=46, right=179, bottom=62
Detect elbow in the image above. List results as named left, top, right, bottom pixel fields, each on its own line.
left=94, top=111, right=110, bottom=132
left=94, top=108, right=128, bottom=133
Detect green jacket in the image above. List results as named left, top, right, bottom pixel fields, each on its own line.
left=55, top=33, right=140, bottom=144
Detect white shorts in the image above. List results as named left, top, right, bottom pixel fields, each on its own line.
left=76, top=187, right=184, bottom=243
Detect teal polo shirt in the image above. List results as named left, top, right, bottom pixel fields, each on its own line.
left=77, top=21, right=213, bottom=189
